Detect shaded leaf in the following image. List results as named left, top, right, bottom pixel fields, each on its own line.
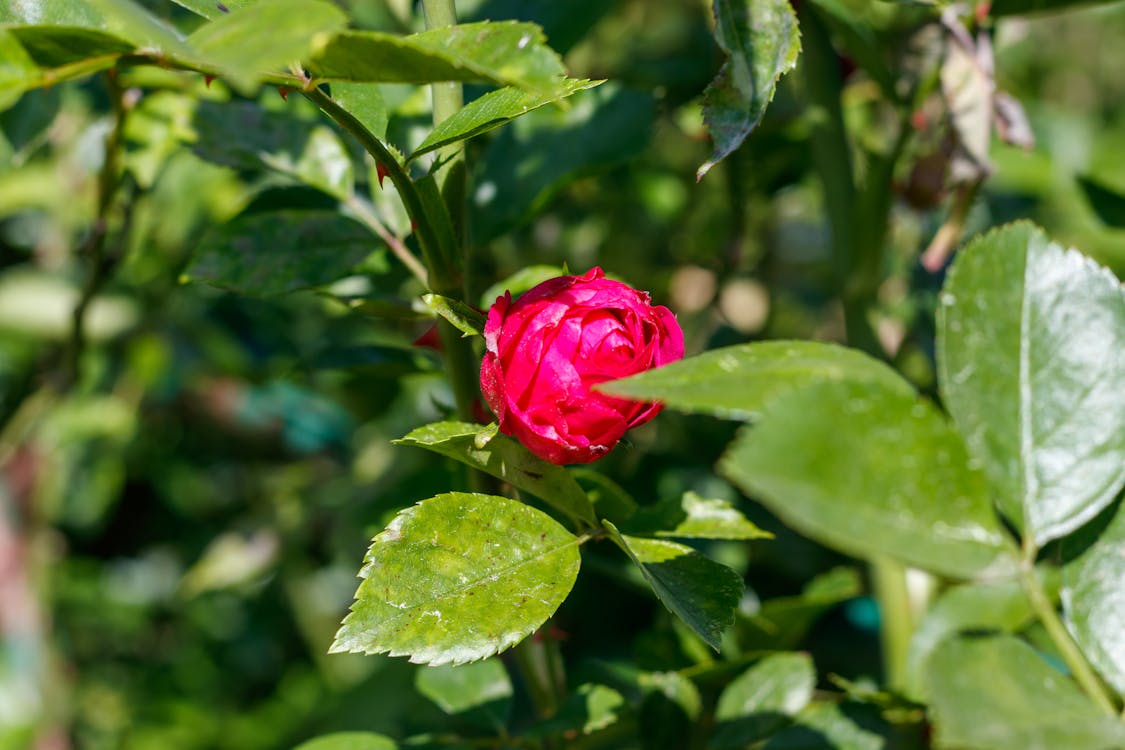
left=331, top=492, right=581, bottom=665
left=925, top=635, right=1125, bottom=749
left=473, top=85, right=655, bottom=242
left=187, top=0, right=347, bottom=93
left=602, top=340, right=912, bottom=421
left=307, top=21, right=567, bottom=95
left=525, top=683, right=626, bottom=739
left=712, top=652, right=815, bottom=749
left=624, top=491, right=772, bottom=541
left=903, top=580, right=1033, bottom=701
left=410, top=78, right=602, bottom=161
left=415, top=658, right=512, bottom=731
left=641, top=671, right=703, bottom=750
left=738, top=567, right=862, bottom=651
left=394, top=421, right=596, bottom=525
left=571, top=469, right=637, bottom=524
left=604, top=521, right=743, bottom=651
left=1062, top=499, right=1125, bottom=696
left=761, top=702, right=885, bottom=750
left=421, top=294, right=485, bottom=338
left=293, top=733, right=397, bottom=750
left=697, top=0, right=801, bottom=180
left=1078, top=175, right=1125, bottom=228
left=185, top=210, right=377, bottom=296
left=2, top=26, right=132, bottom=93
left=937, top=221, right=1125, bottom=547
left=721, top=380, right=1019, bottom=580
left=191, top=99, right=313, bottom=172
left=992, top=0, right=1125, bottom=15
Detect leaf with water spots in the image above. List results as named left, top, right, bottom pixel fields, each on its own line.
left=721, top=380, right=1019, bottom=580
left=331, top=492, right=581, bottom=665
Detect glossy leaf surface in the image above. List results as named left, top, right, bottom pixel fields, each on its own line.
left=395, top=421, right=596, bottom=525
left=711, top=652, right=815, bottom=748
left=605, top=522, right=743, bottom=651
left=1062, top=500, right=1125, bottom=695
left=602, top=340, right=911, bottom=421
left=410, top=78, right=601, bottom=160
left=697, top=0, right=801, bottom=179
left=721, top=381, right=1019, bottom=579
left=331, top=492, right=581, bottom=665
left=623, top=491, right=772, bottom=540
left=938, top=222, right=1125, bottom=547
left=307, top=21, right=566, bottom=94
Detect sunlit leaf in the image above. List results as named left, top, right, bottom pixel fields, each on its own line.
left=624, top=491, right=772, bottom=541
left=937, top=221, right=1125, bottom=547
left=331, top=492, right=581, bottom=665
left=187, top=0, right=347, bottom=93
left=925, top=635, right=1125, bottom=749
left=602, top=340, right=912, bottom=421
left=395, top=421, right=597, bottom=525
left=721, top=380, right=1019, bottom=580
left=1062, top=500, right=1125, bottom=696
left=712, top=652, right=815, bottom=748
left=410, top=78, right=602, bottom=161
left=697, top=0, right=801, bottom=179
left=605, top=521, right=743, bottom=651
left=307, top=21, right=567, bottom=95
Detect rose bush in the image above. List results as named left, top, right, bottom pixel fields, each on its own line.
left=480, top=267, right=684, bottom=465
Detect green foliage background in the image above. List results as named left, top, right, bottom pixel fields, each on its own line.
left=1, top=0, right=1123, bottom=748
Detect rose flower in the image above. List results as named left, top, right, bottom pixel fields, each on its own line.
left=480, top=267, right=684, bottom=465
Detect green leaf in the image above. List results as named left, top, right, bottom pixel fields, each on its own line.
left=1062, top=499, right=1125, bottom=696
left=0, top=30, right=39, bottom=109
left=720, top=380, right=1019, bottom=580
left=0, top=0, right=104, bottom=26
left=991, top=0, right=1125, bottom=15
left=187, top=0, right=347, bottom=94
left=394, top=421, right=597, bottom=525
left=761, top=702, right=885, bottom=750
left=711, top=652, right=815, bottom=749
left=331, top=492, right=581, bottom=665
left=84, top=0, right=189, bottom=55
left=624, top=491, right=772, bottom=541
left=601, top=341, right=912, bottom=421
left=571, top=469, right=637, bottom=524
left=604, top=521, right=743, bottom=651
left=293, top=733, right=398, bottom=750
left=903, top=580, right=1033, bottom=701
left=185, top=210, right=377, bottom=296
left=170, top=0, right=256, bottom=21
left=307, top=21, right=567, bottom=94
left=937, top=221, right=1125, bottom=547
left=330, top=82, right=389, bottom=142
left=640, top=671, right=703, bottom=750
left=415, top=658, right=512, bottom=731
left=697, top=0, right=801, bottom=180
left=738, top=567, right=861, bottom=651
left=525, top=683, right=626, bottom=738
left=421, top=294, right=485, bottom=338
left=4, top=24, right=132, bottom=71
left=1078, top=175, right=1125, bottom=228
left=409, top=79, right=602, bottom=161
left=925, top=635, right=1125, bottom=749
left=473, top=84, right=655, bottom=242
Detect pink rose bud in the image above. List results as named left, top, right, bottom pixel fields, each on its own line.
left=480, top=267, right=684, bottom=465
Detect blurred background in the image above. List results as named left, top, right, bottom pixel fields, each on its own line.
left=1, top=0, right=1123, bottom=747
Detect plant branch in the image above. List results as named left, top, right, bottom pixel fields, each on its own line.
left=1020, top=553, right=1117, bottom=715
left=65, top=71, right=132, bottom=388
left=342, top=194, right=429, bottom=285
